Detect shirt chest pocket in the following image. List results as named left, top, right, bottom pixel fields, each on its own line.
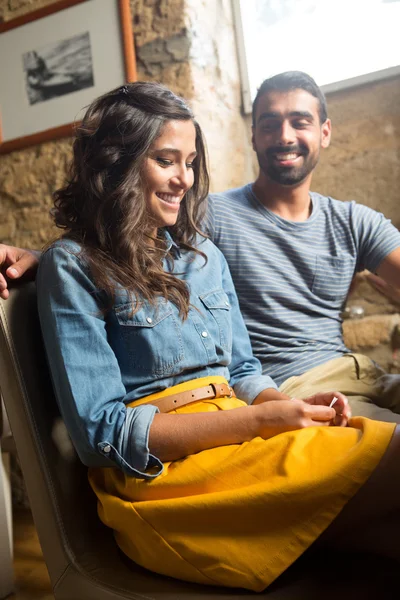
left=115, top=302, right=184, bottom=376
left=199, top=289, right=232, bottom=352
left=311, top=255, right=354, bottom=301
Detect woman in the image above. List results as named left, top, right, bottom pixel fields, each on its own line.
left=37, top=82, right=400, bottom=592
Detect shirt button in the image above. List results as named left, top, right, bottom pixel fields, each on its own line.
left=146, top=317, right=153, bottom=324
left=103, top=444, right=111, bottom=454
left=201, top=331, right=208, bottom=338
left=225, top=301, right=230, bottom=307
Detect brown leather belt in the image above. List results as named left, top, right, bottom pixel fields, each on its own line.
left=140, top=383, right=235, bottom=413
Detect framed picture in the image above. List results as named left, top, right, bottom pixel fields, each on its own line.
left=0, top=0, right=136, bottom=154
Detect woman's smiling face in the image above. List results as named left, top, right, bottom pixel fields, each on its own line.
left=143, top=119, right=197, bottom=233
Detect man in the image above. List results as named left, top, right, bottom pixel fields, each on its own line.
left=2, top=71, right=400, bottom=420
left=207, top=71, right=400, bottom=422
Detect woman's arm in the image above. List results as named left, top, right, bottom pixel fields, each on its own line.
left=37, top=244, right=163, bottom=479
left=149, top=398, right=337, bottom=461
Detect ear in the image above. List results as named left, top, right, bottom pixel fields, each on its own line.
left=321, top=118, right=331, bottom=149
left=251, top=126, right=256, bottom=151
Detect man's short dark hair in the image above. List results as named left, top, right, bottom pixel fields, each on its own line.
left=252, top=71, right=328, bottom=125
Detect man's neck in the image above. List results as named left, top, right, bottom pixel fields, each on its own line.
left=252, top=173, right=313, bottom=222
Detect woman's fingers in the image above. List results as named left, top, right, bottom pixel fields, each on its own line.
left=299, top=391, right=351, bottom=427
left=289, top=399, right=335, bottom=424
left=305, top=403, right=336, bottom=424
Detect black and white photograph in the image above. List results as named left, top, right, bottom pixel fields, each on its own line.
left=23, top=32, right=95, bottom=105
left=0, top=0, right=136, bottom=154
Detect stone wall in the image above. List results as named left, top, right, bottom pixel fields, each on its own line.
left=0, top=0, right=249, bottom=248
left=313, top=76, right=400, bottom=229
left=185, top=0, right=255, bottom=191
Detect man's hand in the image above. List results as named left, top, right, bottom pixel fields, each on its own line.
left=301, top=391, right=351, bottom=427
left=0, top=245, right=40, bottom=299
left=366, top=272, right=400, bottom=305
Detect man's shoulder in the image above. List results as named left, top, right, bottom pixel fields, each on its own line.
left=209, top=184, right=250, bottom=206
left=313, top=193, right=387, bottom=224
left=312, top=191, right=348, bottom=207
left=311, top=192, right=358, bottom=216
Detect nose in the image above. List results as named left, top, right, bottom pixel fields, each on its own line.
left=277, top=120, right=295, bottom=145
left=171, top=164, right=193, bottom=191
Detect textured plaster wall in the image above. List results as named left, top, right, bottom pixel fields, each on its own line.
left=313, top=77, right=400, bottom=229
left=185, top=0, right=254, bottom=191
left=0, top=0, right=250, bottom=248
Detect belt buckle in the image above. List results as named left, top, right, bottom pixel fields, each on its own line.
left=210, top=383, right=233, bottom=398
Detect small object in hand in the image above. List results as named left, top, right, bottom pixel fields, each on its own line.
left=329, top=396, right=338, bottom=408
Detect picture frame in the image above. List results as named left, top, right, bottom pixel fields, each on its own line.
left=0, top=0, right=137, bottom=154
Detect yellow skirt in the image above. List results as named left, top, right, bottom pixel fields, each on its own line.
left=89, top=376, right=395, bottom=592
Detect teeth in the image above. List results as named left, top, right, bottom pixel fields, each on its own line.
left=156, top=192, right=181, bottom=204
left=275, top=153, right=299, bottom=160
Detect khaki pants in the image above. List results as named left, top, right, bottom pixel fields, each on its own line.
left=279, top=353, right=400, bottom=424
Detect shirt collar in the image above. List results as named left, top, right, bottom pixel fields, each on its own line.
left=162, top=229, right=181, bottom=258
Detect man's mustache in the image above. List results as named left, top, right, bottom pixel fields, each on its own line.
left=266, top=145, right=307, bottom=156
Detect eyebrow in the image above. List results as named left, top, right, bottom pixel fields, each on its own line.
left=257, top=111, right=314, bottom=123
left=152, top=147, right=197, bottom=156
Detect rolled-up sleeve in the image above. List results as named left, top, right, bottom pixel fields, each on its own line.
left=37, top=245, right=163, bottom=479
left=218, top=250, right=278, bottom=403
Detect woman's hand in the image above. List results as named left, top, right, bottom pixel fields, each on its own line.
left=252, top=388, right=350, bottom=428
left=301, top=391, right=351, bottom=427
left=254, top=398, right=338, bottom=439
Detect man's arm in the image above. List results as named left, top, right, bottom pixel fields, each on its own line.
left=0, top=244, right=41, bottom=299
left=366, top=272, right=400, bottom=304
left=376, top=247, right=400, bottom=290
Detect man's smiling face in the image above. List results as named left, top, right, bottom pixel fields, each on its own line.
left=252, top=88, right=331, bottom=186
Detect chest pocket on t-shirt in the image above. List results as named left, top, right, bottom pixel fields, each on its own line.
left=115, top=301, right=184, bottom=376
left=311, top=255, right=354, bottom=301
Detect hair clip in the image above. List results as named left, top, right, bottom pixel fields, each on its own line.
left=120, top=85, right=129, bottom=96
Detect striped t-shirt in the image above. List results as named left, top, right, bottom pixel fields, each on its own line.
left=208, top=184, right=400, bottom=386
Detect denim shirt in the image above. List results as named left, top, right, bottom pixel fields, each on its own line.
left=37, top=234, right=277, bottom=479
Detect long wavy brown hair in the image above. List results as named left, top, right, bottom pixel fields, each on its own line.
left=52, top=81, right=210, bottom=318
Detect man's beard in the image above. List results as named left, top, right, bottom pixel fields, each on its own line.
left=258, top=145, right=319, bottom=186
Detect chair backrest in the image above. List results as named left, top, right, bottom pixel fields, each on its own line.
left=0, top=283, right=100, bottom=591
left=1, top=283, right=397, bottom=600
